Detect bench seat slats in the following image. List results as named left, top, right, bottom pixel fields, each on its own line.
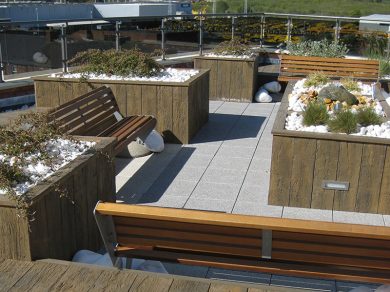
left=278, top=55, right=379, bottom=82
left=115, top=249, right=390, bottom=284
left=49, top=86, right=156, bottom=154
left=115, top=225, right=262, bottom=248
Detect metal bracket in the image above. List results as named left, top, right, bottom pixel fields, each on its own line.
left=94, top=201, right=121, bottom=268
left=262, top=230, right=272, bottom=259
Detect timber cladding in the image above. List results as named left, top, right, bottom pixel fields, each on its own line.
left=0, top=137, right=116, bottom=261
left=33, top=69, right=210, bottom=144
left=194, top=56, right=260, bottom=102
left=269, top=83, right=390, bottom=215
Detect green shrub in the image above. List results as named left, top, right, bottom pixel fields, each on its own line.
left=340, top=77, right=360, bottom=92
left=379, top=58, right=390, bottom=77
left=213, top=38, right=253, bottom=57
left=303, top=102, right=330, bottom=126
left=327, top=110, right=357, bottom=134
left=304, top=72, right=329, bottom=87
left=287, top=39, right=349, bottom=58
left=356, top=107, right=383, bottom=126
left=69, top=49, right=163, bottom=77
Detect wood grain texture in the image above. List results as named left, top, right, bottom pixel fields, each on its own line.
left=194, top=57, right=259, bottom=102
left=0, top=137, right=116, bottom=262
left=34, top=70, right=209, bottom=144
left=311, top=140, right=339, bottom=209
left=378, top=147, right=390, bottom=214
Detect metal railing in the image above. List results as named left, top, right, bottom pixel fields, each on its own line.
left=0, top=11, right=389, bottom=76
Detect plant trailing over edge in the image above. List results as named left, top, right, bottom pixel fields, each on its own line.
left=356, top=107, right=383, bottom=126
left=302, top=102, right=330, bottom=126
left=340, top=77, right=360, bottom=92
left=304, top=72, right=329, bottom=87
left=69, top=48, right=163, bottom=78
left=213, top=38, right=254, bottom=57
left=327, top=110, right=357, bottom=134
left=287, top=39, right=349, bottom=58
left=0, top=113, right=73, bottom=220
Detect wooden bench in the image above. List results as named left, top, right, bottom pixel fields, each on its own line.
left=278, top=55, right=380, bottom=82
left=94, top=202, right=390, bottom=284
left=49, top=86, right=157, bottom=155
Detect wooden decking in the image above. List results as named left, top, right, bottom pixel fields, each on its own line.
left=0, top=259, right=306, bottom=292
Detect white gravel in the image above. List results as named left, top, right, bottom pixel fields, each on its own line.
left=204, top=53, right=255, bottom=59
left=285, top=79, right=390, bottom=138
left=52, top=68, right=199, bottom=83
left=0, top=139, right=95, bottom=196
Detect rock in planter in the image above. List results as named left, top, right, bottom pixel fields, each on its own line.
left=117, top=139, right=152, bottom=159
left=255, top=88, right=272, bottom=103
left=263, top=81, right=281, bottom=93
left=318, top=84, right=358, bottom=105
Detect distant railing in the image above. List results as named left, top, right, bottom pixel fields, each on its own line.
left=0, top=11, right=388, bottom=78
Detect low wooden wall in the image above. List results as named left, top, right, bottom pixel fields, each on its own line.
left=269, top=83, right=390, bottom=214
left=34, top=70, right=210, bottom=144
left=194, top=56, right=259, bottom=102
left=0, top=136, right=116, bottom=261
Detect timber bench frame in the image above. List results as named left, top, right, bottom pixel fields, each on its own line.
left=94, top=202, right=390, bottom=284
left=278, top=55, right=380, bottom=82
left=49, top=86, right=157, bottom=155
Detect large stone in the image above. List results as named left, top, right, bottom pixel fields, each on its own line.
left=318, top=84, right=358, bottom=106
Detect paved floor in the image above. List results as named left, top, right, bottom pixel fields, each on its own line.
left=116, top=100, right=390, bottom=227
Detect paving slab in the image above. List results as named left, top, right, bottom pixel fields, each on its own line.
left=206, top=268, right=271, bottom=285
left=333, top=210, right=385, bottom=226
left=282, top=207, right=333, bottom=222
left=270, top=275, right=335, bottom=291
left=185, top=197, right=236, bottom=213
left=191, top=181, right=242, bottom=201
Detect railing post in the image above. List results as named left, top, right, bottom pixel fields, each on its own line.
left=0, top=42, right=4, bottom=83
left=60, top=24, right=68, bottom=73
left=161, top=18, right=166, bottom=60
left=199, top=15, right=203, bottom=56
left=115, top=21, right=121, bottom=51
left=231, top=16, right=235, bottom=40
left=260, top=15, right=265, bottom=48
left=387, top=26, right=390, bottom=59
left=244, top=0, right=248, bottom=14
left=334, top=19, right=341, bottom=43
left=286, top=17, right=292, bottom=43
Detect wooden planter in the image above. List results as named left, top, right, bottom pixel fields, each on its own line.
left=269, top=84, right=390, bottom=215
left=33, top=69, right=210, bottom=144
left=194, top=56, right=260, bottom=102
left=0, top=137, right=116, bottom=261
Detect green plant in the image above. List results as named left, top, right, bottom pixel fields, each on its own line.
left=287, top=39, right=349, bottom=58
left=379, top=58, right=390, bottom=77
left=356, top=107, right=383, bottom=126
left=304, top=72, right=330, bottom=87
left=69, top=49, right=163, bottom=78
left=327, top=110, right=357, bottom=134
left=213, top=38, right=253, bottom=56
left=303, top=102, right=330, bottom=126
left=340, top=77, right=360, bottom=92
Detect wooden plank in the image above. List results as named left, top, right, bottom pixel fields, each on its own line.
left=289, top=138, right=316, bottom=208
left=93, top=269, right=137, bottom=292
left=378, top=146, right=390, bottom=214
left=333, top=142, right=363, bottom=212
left=129, top=274, right=173, bottom=292
left=157, top=86, right=174, bottom=141
left=281, top=59, right=380, bottom=69
left=281, top=55, right=379, bottom=65
left=172, top=86, right=188, bottom=143
left=58, top=81, right=73, bottom=105
left=50, top=264, right=104, bottom=291
left=311, top=140, right=340, bottom=209
left=268, top=136, right=294, bottom=206
left=209, top=283, right=247, bottom=292
left=0, top=260, right=34, bottom=291
left=126, top=84, right=142, bottom=116
left=141, top=85, right=157, bottom=117
left=169, top=278, right=210, bottom=292
left=355, top=144, right=386, bottom=213
left=8, top=261, right=69, bottom=291
left=230, top=61, right=243, bottom=100
left=219, top=60, right=232, bottom=100
left=96, top=203, right=390, bottom=240
left=110, top=84, right=127, bottom=115
left=35, top=81, right=49, bottom=107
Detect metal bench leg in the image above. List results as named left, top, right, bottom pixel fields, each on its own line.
left=94, top=201, right=121, bottom=268
left=262, top=230, right=272, bottom=259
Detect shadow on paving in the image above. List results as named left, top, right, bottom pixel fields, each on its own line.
left=191, top=113, right=266, bottom=144
left=130, top=147, right=196, bottom=204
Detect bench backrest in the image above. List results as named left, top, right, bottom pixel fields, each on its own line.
left=50, top=86, right=120, bottom=136
left=279, top=55, right=380, bottom=82
left=94, top=202, right=390, bottom=284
